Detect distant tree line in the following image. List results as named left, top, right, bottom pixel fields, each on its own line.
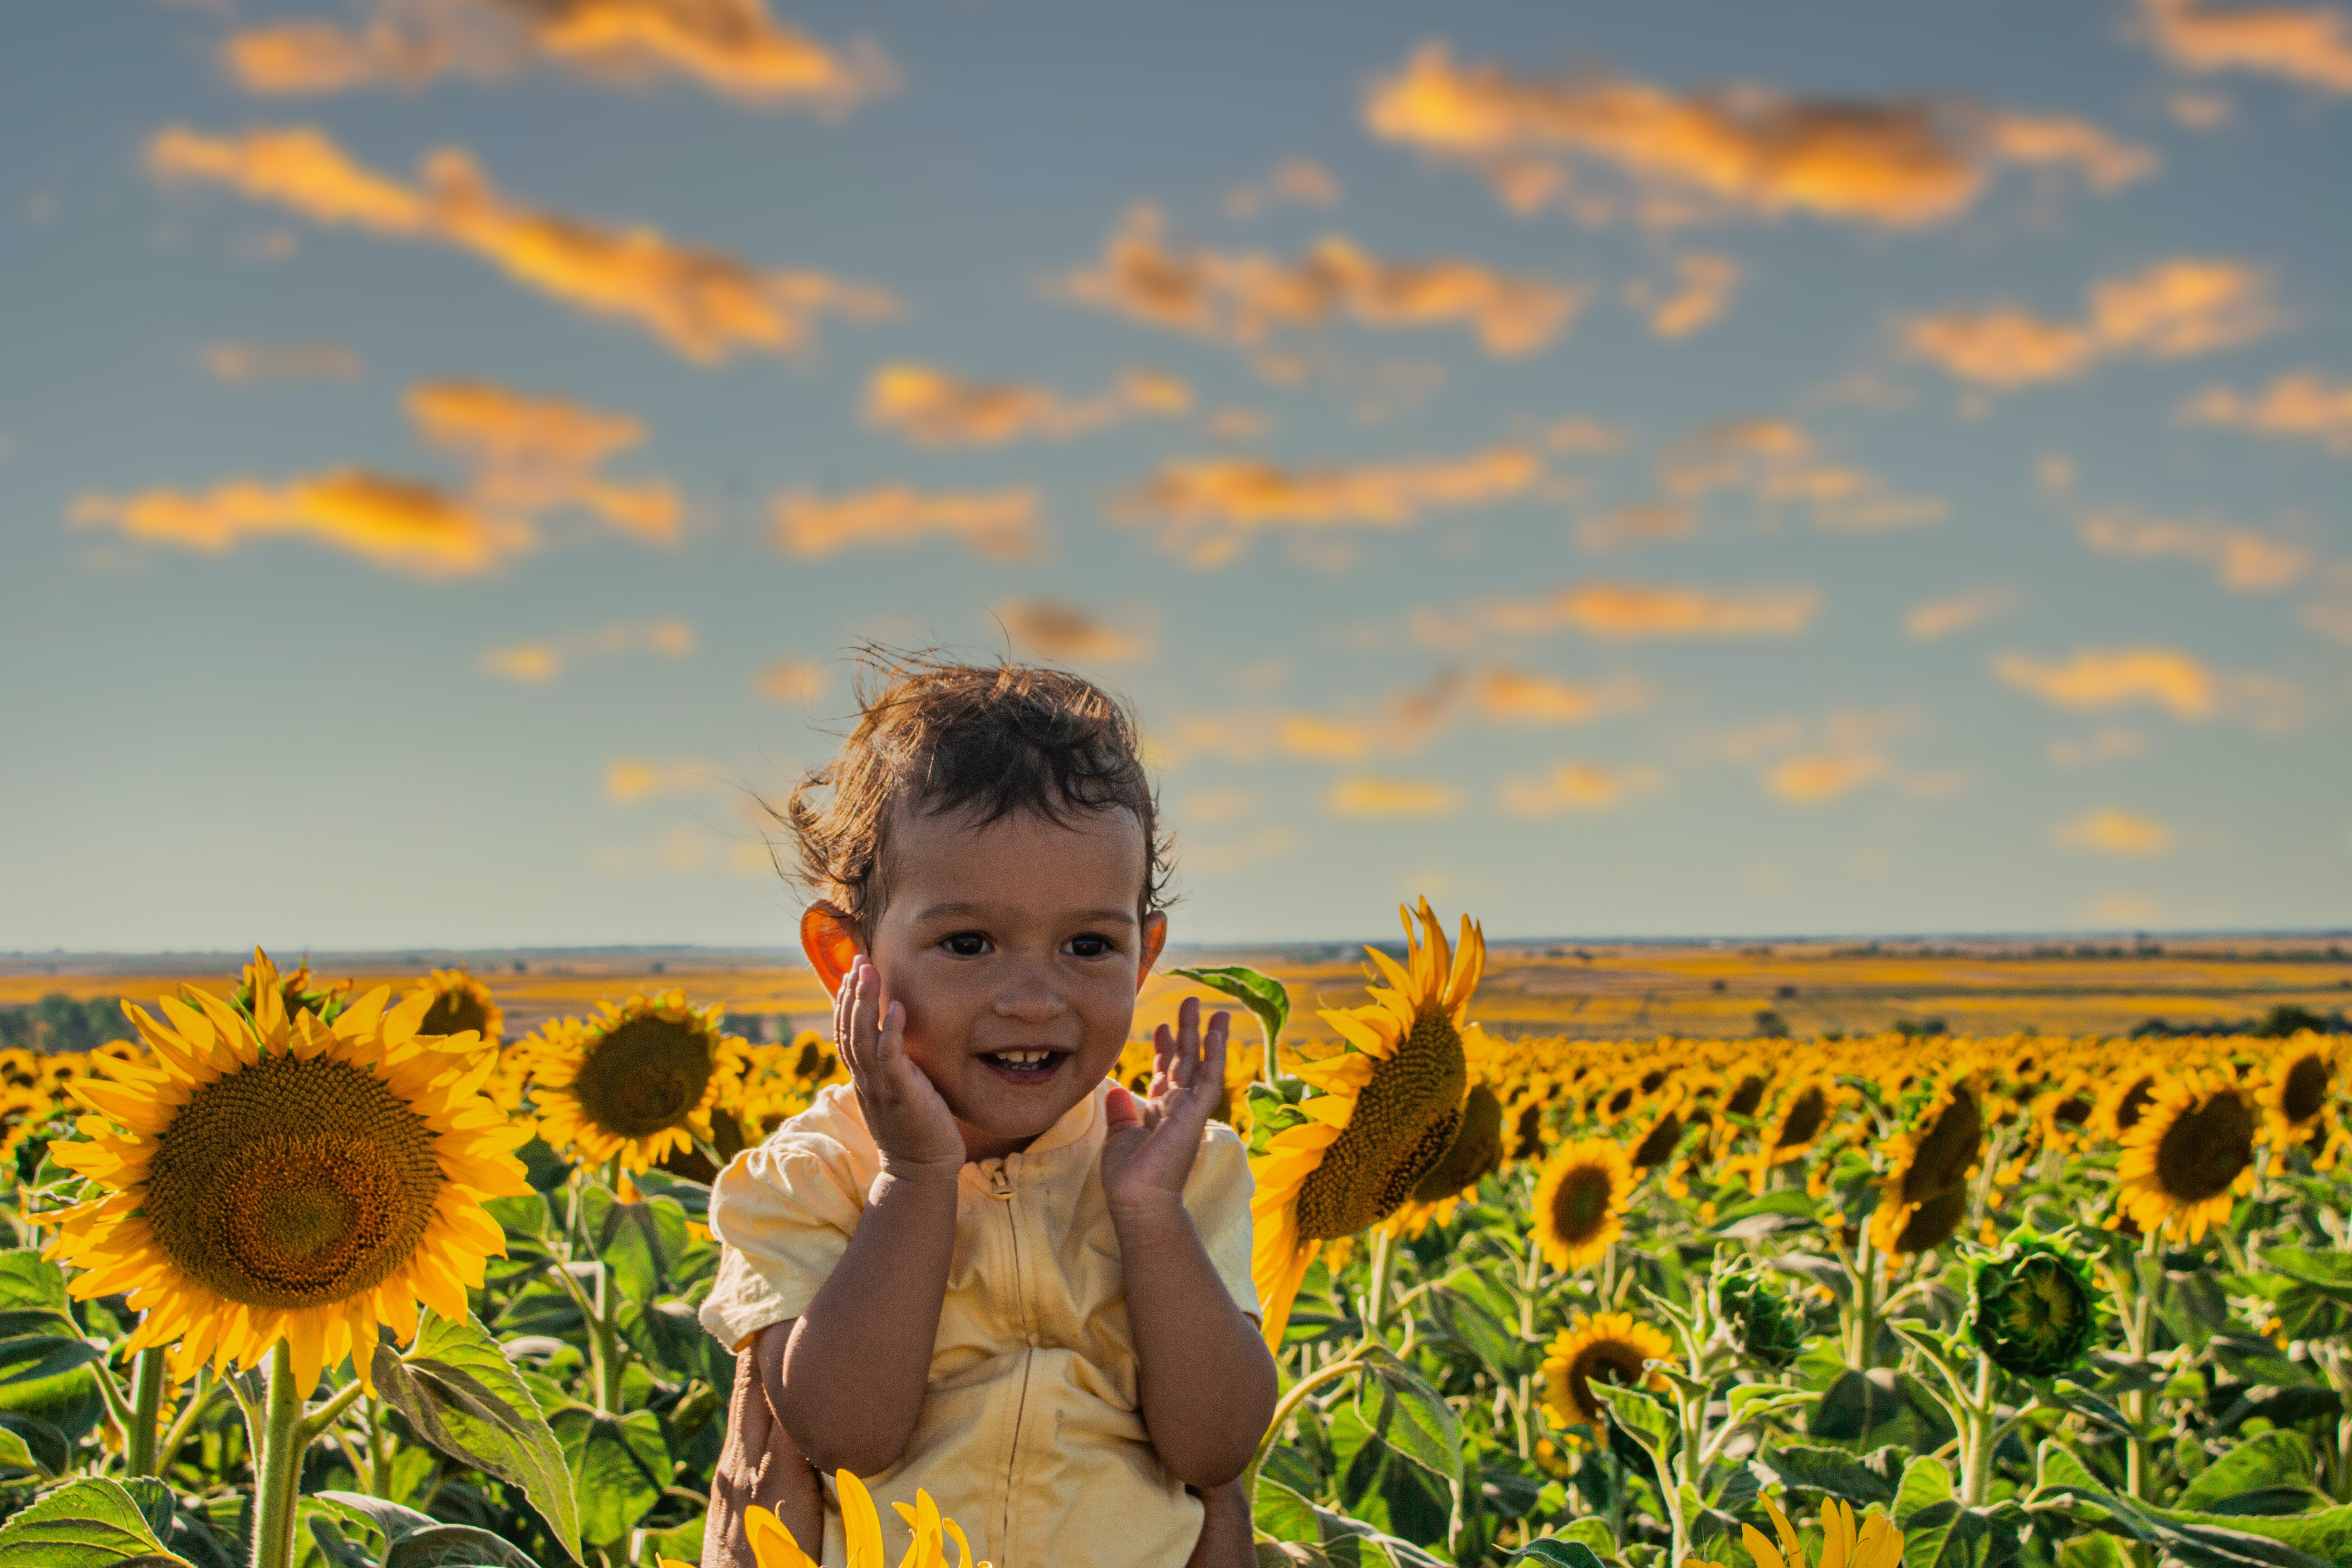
left=2131, top=1002, right=2352, bottom=1039
left=0, top=994, right=125, bottom=1053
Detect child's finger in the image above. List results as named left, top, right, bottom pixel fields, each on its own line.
left=1106, top=1082, right=1142, bottom=1132
left=1200, top=1011, right=1230, bottom=1104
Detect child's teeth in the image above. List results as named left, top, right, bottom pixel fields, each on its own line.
left=997, top=1050, right=1049, bottom=1066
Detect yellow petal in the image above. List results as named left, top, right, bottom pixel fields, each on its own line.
left=1742, top=1524, right=1788, bottom=1568
left=745, top=1505, right=818, bottom=1568
left=838, top=1469, right=887, bottom=1568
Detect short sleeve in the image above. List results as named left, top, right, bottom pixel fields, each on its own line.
left=1180, top=1122, right=1259, bottom=1319
left=698, top=1089, right=879, bottom=1352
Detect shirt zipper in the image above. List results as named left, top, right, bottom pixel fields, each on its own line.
left=986, top=1156, right=1035, bottom=1565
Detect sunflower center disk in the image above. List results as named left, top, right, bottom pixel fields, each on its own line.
left=2283, top=1055, right=2329, bottom=1125
left=2154, top=1090, right=2255, bottom=1203
left=1568, top=1343, right=1645, bottom=1423
left=143, top=1055, right=444, bottom=1309
left=1553, top=1169, right=1613, bottom=1243
left=1294, top=1010, right=1466, bottom=1240
left=421, top=994, right=489, bottom=1037
left=575, top=1017, right=714, bottom=1139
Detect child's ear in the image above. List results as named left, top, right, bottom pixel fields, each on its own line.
left=1138, top=911, right=1169, bottom=985
left=800, top=903, right=863, bottom=1000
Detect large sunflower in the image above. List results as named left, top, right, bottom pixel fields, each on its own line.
left=1539, top=1311, right=1671, bottom=1430
left=1250, top=899, right=1484, bottom=1343
left=41, top=951, right=530, bottom=1396
left=2117, top=1069, right=2259, bottom=1242
left=1531, top=1137, right=1634, bottom=1270
left=2259, top=1035, right=2336, bottom=1154
left=1385, top=1083, right=1506, bottom=1239
left=530, top=991, right=745, bottom=1174
left=411, top=969, right=504, bottom=1051
left=1867, top=1079, right=1984, bottom=1259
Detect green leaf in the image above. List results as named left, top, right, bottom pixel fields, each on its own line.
left=2180, top=1431, right=2319, bottom=1515
left=1503, top=1543, right=1607, bottom=1568
left=1254, top=1476, right=1322, bottom=1545
left=1357, top=1348, right=1462, bottom=1483
left=369, top=1311, right=581, bottom=1564
left=308, top=1517, right=376, bottom=1568
left=1590, top=1382, right=1676, bottom=1465
left=1895, top=1455, right=1955, bottom=1523
left=1709, top=1190, right=1824, bottom=1238
left=383, top=1526, right=540, bottom=1568
left=584, top=1192, right=689, bottom=1306
left=2057, top=1535, right=2132, bottom=1568
left=0, top=1251, right=72, bottom=1314
left=0, top=1477, right=190, bottom=1567
left=554, top=1408, right=668, bottom=1548
left=316, top=1492, right=441, bottom=1546
left=1899, top=1501, right=1962, bottom=1568
left=1760, top=1442, right=1901, bottom=1506
left=0, top=1414, right=66, bottom=1477
left=0, top=1335, right=102, bottom=1387
left=2147, top=1506, right=2352, bottom=1565
left=1169, top=966, right=1289, bottom=1052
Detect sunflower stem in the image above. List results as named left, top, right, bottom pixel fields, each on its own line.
left=1960, top=1352, right=1998, bottom=1506
left=367, top=1393, right=393, bottom=1499
left=156, top=1368, right=216, bottom=1479
left=297, top=1377, right=368, bottom=1445
left=1366, top=1228, right=1397, bottom=1338
left=125, top=1348, right=166, bottom=1476
left=1245, top=1347, right=1372, bottom=1507
left=250, top=1341, right=304, bottom=1568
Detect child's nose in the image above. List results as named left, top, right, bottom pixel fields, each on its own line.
left=991, top=966, right=1068, bottom=1021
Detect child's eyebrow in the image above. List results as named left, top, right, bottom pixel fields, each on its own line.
left=916, top=900, right=1137, bottom=925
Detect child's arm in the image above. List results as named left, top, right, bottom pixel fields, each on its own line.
left=773, top=956, right=967, bottom=1475
left=704, top=1330, right=822, bottom=1568
left=1102, top=999, right=1280, bottom=1488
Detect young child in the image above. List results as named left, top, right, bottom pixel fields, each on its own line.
left=697, top=660, right=1278, bottom=1568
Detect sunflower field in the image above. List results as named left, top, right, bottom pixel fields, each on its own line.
left=0, top=913, right=2349, bottom=1568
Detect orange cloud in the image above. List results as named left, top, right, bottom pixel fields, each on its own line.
left=1626, top=252, right=1741, bottom=338
left=1656, top=417, right=1944, bottom=532
left=2180, top=372, right=2352, bottom=452
left=2136, top=0, right=2352, bottom=94
left=773, top=486, right=1039, bottom=559
left=754, top=659, right=825, bottom=704
left=149, top=125, right=894, bottom=362
left=1363, top=43, right=2152, bottom=227
left=1329, top=777, right=1460, bottom=817
left=1062, top=206, right=1583, bottom=357
left=998, top=600, right=1145, bottom=662
left=409, top=380, right=679, bottom=542
left=864, top=365, right=1190, bottom=446
left=2053, top=806, right=2174, bottom=856
left=203, top=340, right=363, bottom=382
left=483, top=618, right=694, bottom=682
left=1499, top=761, right=1660, bottom=814
left=1225, top=158, right=1342, bottom=220
left=1469, top=581, right=1821, bottom=640
left=1903, top=259, right=2274, bottom=388
left=2078, top=508, right=2308, bottom=591
left=74, top=471, right=527, bottom=577
left=604, top=755, right=718, bottom=804
left=1766, top=751, right=1888, bottom=804
left=1115, top=446, right=1541, bottom=565
left=1993, top=647, right=2219, bottom=718
left=1474, top=669, right=1647, bottom=725
left=1906, top=587, right=2016, bottom=639
left=223, top=0, right=886, bottom=110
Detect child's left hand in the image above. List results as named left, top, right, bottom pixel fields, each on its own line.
left=1100, top=996, right=1229, bottom=1219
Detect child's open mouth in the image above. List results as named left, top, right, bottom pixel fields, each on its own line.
left=978, top=1048, right=1068, bottom=1084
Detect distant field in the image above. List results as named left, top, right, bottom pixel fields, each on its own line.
left=6, top=936, right=2348, bottom=1048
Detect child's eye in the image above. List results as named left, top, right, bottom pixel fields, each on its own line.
left=1066, top=933, right=1114, bottom=959
left=942, top=932, right=990, bottom=957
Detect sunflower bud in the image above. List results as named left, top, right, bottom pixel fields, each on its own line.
left=1969, top=1237, right=2102, bottom=1377
left=1715, top=1258, right=1806, bottom=1369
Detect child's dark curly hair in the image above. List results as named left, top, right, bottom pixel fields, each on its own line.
left=783, top=652, right=1171, bottom=938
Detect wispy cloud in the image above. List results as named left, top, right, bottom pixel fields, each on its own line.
left=1766, top=751, right=1890, bottom=804
left=753, top=659, right=826, bottom=704
left=1328, top=776, right=1459, bottom=816
left=1994, top=647, right=2219, bottom=717
left=864, top=364, right=1189, bottom=446
left=604, top=755, right=721, bottom=804
left=2053, top=806, right=2174, bottom=856
left=1224, top=158, right=1341, bottom=220
left=2180, top=372, right=2352, bottom=452
left=1653, top=417, right=1945, bottom=532
left=2135, top=0, right=2352, bottom=94
left=203, top=340, right=362, bottom=382
left=149, top=125, right=895, bottom=361
left=1363, top=43, right=2151, bottom=226
left=1444, top=581, right=1822, bottom=641
left=998, top=600, right=1145, bottom=662
left=773, top=486, right=1039, bottom=558
left=74, top=472, right=526, bottom=577
left=484, top=618, right=694, bottom=682
left=1906, top=586, right=2017, bottom=639
left=1473, top=669, right=1648, bottom=725
left=1625, top=253, right=1740, bottom=338
left=1114, top=445, right=1542, bottom=565
left=410, top=380, right=679, bottom=543
left=1903, top=258, right=2274, bottom=388
left=1499, top=760, right=1660, bottom=814
left=222, top=0, right=887, bottom=111
left=2078, top=506, right=2308, bottom=591
left=1061, top=206, right=1583, bottom=358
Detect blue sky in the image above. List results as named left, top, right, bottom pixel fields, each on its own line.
left=3, top=0, right=2347, bottom=951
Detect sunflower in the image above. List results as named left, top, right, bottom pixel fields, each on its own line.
left=1867, top=1079, right=1984, bottom=1259
left=1385, top=1083, right=1506, bottom=1239
left=2258, top=1034, right=2336, bottom=1151
left=1249, top=899, right=1483, bottom=1344
left=2117, top=1069, right=2259, bottom=1242
left=1532, top=1137, right=1634, bottom=1270
left=230, top=953, right=350, bottom=1025
left=1969, top=1236, right=2100, bottom=1377
left=410, top=969, right=504, bottom=1050
left=1539, top=1311, right=1671, bottom=1430
left=2096, top=1071, right=2160, bottom=1142
left=40, top=951, right=531, bottom=1396
left=665, top=1467, right=984, bottom=1568
left=530, top=992, right=745, bottom=1175
left=1744, top=1497, right=1903, bottom=1568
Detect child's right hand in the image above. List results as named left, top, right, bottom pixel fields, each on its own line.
left=836, top=955, right=966, bottom=1172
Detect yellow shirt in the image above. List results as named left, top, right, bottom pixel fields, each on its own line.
left=699, top=1079, right=1259, bottom=1568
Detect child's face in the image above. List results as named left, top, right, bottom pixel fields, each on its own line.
left=858, top=803, right=1163, bottom=1161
